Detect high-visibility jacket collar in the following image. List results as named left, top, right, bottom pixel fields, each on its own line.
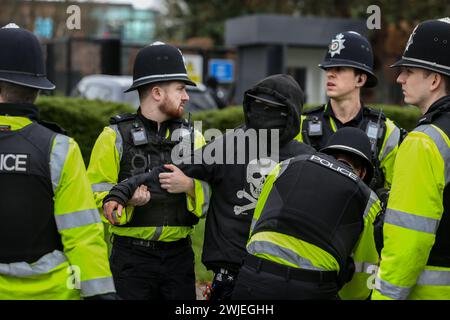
left=0, top=102, right=39, bottom=120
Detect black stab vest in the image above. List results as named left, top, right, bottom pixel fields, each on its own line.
left=252, top=154, right=371, bottom=271
left=0, top=122, right=63, bottom=263
left=113, top=114, right=198, bottom=227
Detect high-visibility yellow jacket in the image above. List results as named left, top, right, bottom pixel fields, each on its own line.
left=0, top=111, right=115, bottom=300
left=372, top=99, right=450, bottom=300
left=87, top=120, right=208, bottom=242
left=247, top=155, right=382, bottom=300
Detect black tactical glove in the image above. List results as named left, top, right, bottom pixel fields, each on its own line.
left=102, top=166, right=171, bottom=208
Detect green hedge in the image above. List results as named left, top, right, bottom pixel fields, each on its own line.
left=36, top=96, right=134, bottom=165
left=36, top=96, right=421, bottom=165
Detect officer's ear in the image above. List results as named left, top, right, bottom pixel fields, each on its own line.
left=150, top=85, right=166, bottom=102
left=430, top=72, right=445, bottom=93
left=356, top=73, right=367, bottom=87
left=359, top=167, right=367, bottom=181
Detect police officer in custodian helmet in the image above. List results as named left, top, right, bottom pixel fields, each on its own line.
left=0, top=24, right=115, bottom=299
left=87, top=42, right=207, bottom=300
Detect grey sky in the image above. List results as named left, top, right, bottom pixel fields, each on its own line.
left=43, top=0, right=164, bottom=10
left=87, top=0, right=162, bottom=10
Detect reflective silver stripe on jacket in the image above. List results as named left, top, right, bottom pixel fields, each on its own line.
left=0, top=250, right=67, bottom=277
left=377, top=269, right=450, bottom=299
left=247, top=240, right=327, bottom=271
left=380, top=126, right=400, bottom=161
left=199, top=180, right=211, bottom=217
left=81, top=276, right=116, bottom=297
left=417, top=269, right=450, bottom=286
left=91, top=182, right=114, bottom=193
left=109, top=124, right=123, bottom=160
left=55, top=209, right=101, bottom=231
left=384, top=208, right=440, bottom=234
left=376, top=277, right=412, bottom=300
left=415, top=124, right=450, bottom=185
left=364, top=190, right=379, bottom=218
left=50, top=134, right=70, bottom=192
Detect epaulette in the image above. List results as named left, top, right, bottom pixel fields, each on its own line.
left=38, top=120, right=67, bottom=135
left=364, top=107, right=386, bottom=121
left=303, top=105, right=325, bottom=115
left=109, top=113, right=136, bottom=125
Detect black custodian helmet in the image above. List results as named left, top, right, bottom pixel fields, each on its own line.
left=125, top=41, right=196, bottom=92
left=391, top=18, right=450, bottom=76
left=0, top=23, right=55, bottom=90
left=319, top=31, right=378, bottom=88
left=320, top=127, right=374, bottom=184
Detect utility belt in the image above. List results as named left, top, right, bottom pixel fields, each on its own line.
left=114, top=235, right=191, bottom=250
left=244, top=254, right=338, bottom=283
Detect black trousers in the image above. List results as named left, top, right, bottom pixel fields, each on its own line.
left=110, top=236, right=196, bottom=300
left=232, top=262, right=339, bottom=300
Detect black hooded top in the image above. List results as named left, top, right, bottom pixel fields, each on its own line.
left=243, top=74, right=303, bottom=145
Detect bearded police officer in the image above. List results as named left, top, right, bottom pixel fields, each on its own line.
left=372, top=18, right=450, bottom=300
left=0, top=24, right=115, bottom=299
left=87, top=42, right=207, bottom=300
left=232, top=127, right=381, bottom=300
left=103, top=74, right=316, bottom=300
left=297, top=31, right=404, bottom=194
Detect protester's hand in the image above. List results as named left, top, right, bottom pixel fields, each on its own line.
left=159, top=164, right=194, bottom=195
left=103, top=200, right=123, bottom=225
left=128, top=184, right=151, bottom=206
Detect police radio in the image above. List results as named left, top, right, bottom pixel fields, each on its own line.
left=307, top=116, right=323, bottom=137
left=131, top=122, right=148, bottom=146
left=366, top=111, right=383, bottom=153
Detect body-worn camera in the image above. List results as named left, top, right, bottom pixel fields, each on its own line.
left=308, top=117, right=323, bottom=136
left=131, top=122, right=148, bottom=146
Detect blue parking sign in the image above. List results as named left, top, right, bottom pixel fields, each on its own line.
left=209, top=59, right=234, bottom=83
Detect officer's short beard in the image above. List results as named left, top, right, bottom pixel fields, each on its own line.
left=159, top=100, right=183, bottom=119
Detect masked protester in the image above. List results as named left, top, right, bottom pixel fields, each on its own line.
left=103, top=74, right=315, bottom=300
left=0, top=24, right=116, bottom=300
left=372, top=18, right=450, bottom=300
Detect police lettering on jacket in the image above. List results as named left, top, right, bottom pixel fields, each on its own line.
left=309, top=154, right=359, bottom=181
left=0, top=153, right=28, bottom=172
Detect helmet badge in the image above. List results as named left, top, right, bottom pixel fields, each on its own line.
left=329, top=33, right=346, bottom=57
